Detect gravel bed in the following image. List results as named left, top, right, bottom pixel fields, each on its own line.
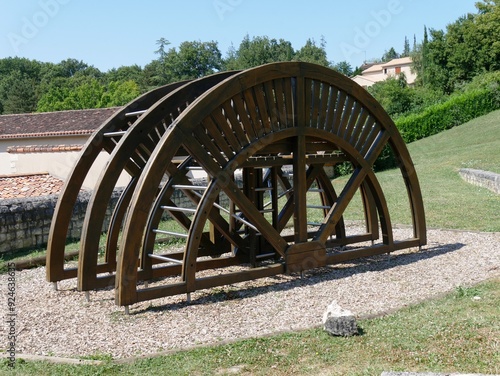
left=1, top=228, right=499, bottom=360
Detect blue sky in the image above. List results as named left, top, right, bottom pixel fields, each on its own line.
left=0, top=0, right=479, bottom=72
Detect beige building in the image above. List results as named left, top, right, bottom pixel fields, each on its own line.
left=0, top=107, right=131, bottom=189
left=352, top=57, right=416, bottom=88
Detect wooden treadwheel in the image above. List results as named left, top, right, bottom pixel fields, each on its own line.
left=46, top=62, right=426, bottom=309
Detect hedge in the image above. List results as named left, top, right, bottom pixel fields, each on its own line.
left=395, top=89, right=500, bottom=143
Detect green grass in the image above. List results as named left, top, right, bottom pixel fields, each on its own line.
left=2, top=278, right=498, bottom=375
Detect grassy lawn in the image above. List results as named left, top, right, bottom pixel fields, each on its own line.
left=1, top=111, right=499, bottom=375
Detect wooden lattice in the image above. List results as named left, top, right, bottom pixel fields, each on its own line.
left=46, top=62, right=426, bottom=310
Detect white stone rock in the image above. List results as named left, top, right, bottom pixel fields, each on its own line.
left=322, top=300, right=358, bottom=336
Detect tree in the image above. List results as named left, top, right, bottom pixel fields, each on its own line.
left=1, top=71, right=38, bottom=114
left=402, top=36, right=411, bottom=57
left=153, top=38, right=171, bottom=84
left=225, top=35, right=295, bottom=70
left=168, top=40, right=223, bottom=80
left=381, top=47, right=399, bottom=62
left=294, top=37, right=330, bottom=67
left=368, top=74, right=414, bottom=117
left=100, top=80, right=141, bottom=107
left=333, top=61, right=353, bottom=76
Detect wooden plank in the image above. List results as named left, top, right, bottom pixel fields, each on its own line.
left=360, top=123, right=382, bottom=157
left=293, top=134, right=308, bottom=242
left=220, top=100, right=249, bottom=148
left=325, top=244, right=392, bottom=264
left=311, top=79, right=322, bottom=128
left=343, top=102, right=363, bottom=142
left=192, top=126, right=229, bottom=166
left=337, top=96, right=355, bottom=138
left=211, top=110, right=243, bottom=152
left=243, top=87, right=263, bottom=136
left=273, top=78, right=287, bottom=129
left=324, top=87, right=339, bottom=133
left=201, top=116, right=239, bottom=159
left=331, top=91, right=347, bottom=135
left=231, top=94, right=257, bottom=139
left=253, top=84, right=272, bottom=134
left=317, top=82, right=331, bottom=130
left=348, top=108, right=369, bottom=146
left=304, top=78, right=313, bottom=128
left=286, top=241, right=326, bottom=273
left=354, top=115, right=376, bottom=152
left=283, top=77, right=295, bottom=128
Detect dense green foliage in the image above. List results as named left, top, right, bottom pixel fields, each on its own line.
left=0, top=35, right=353, bottom=114
left=396, top=88, right=499, bottom=143
left=368, top=0, right=500, bottom=119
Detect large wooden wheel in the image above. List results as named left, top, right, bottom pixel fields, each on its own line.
left=46, top=80, right=187, bottom=284
left=46, top=62, right=426, bottom=309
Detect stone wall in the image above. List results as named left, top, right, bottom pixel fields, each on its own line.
left=0, top=172, right=310, bottom=255
left=459, top=168, right=500, bottom=194
left=0, top=179, right=218, bottom=255
left=0, top=190, right=122, bottom=254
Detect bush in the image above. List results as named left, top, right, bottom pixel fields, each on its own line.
left=395, top=88, right=499, bottom=143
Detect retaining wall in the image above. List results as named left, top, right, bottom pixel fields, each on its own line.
left=459, top=168, right=500, bottom=195
left=0, top=190, right=122, bottom=254
left=0, top=179, right=222, bottom=255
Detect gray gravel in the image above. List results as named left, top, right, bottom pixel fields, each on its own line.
left=1, top=227, right=499, bottom=360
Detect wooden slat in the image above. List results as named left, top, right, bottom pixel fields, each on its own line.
left=231, top=94, right=258, bottom=139
left=253, top=84, right=272, bottom=134
left=331, top=91, right=347, bottom=134
left=317, top=82, right=331, bottom=130
left=220, top=100, right=249, bottom=148
left=200, top=116, right=235, bottom=159
left=192, top=127, right=229, bottom=167
left=311, top=80, right=322, bottom=128
left=337, top=96, right=355, bottom=138
left=283, top=77, right=295, bottom=128
left=210, top=110, right=243, bottom=152
left=293, top=135, right=308, bottom=242
left=343, top=101, right=363, bottom=142
left=273, top=78, right=288, bottom=129
left=354, top=116, right=377, bottom=152
left=304, top=78, right=313, bottom=128
left=243, top=88, right=263, bottom=136
left=263, top=80, right=280, bottom=132
left=348, top=108, right=369, bottom=146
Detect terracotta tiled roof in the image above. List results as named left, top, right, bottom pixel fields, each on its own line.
left=0, top=173, right=65, bottom=199
left=6, top=145, right=83, bottom=153
left=0, top=107, right=120, bottom=140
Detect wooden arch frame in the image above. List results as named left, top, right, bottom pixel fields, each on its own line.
left=46, top=62, right=426, bottom=309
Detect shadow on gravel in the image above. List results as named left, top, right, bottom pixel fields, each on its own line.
left=137, top=242, right=466, bottom=314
